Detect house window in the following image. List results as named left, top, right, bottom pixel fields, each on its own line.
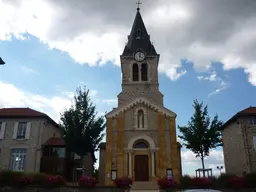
left=141, top=63, right=148, bottom=81
left=10, top=148, right=27, bottom=171
left=43, top=147, right=65, bottom=158
left=132, top=63, right=139, bottom=81
left=17, top=122, right=27, bottom=139
left=0, top=122, right=2, bottom=133
left=53, top=148, right=65, bottom=158
left=249, top=119, right=256, bottom=125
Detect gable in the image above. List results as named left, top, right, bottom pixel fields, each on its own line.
left=105, top=97, right=176, bottom=118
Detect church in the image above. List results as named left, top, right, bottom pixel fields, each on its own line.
left=98, top=5, right=182, bottom=186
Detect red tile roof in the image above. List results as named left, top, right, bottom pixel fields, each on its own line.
left=0, top=107, right=47, bottom=117
left=0, top=107, right=59, bottom=128
left=238, top=106, right=256, bottom=114
left=222, top=106, right=256, bottom=129
left=44, top=137, right=65, bottom=146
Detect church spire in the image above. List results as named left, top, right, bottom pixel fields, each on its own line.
left=122, top=1, right=157, bottom=56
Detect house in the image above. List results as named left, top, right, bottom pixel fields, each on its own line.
left=0, top=107, right=61, bottom=172
left=0, top=107, right=94, bottom=179
left=222, top=106, right=256, bottom=176
left=98, top=6, right=182, bottom=188
left=41, top=137, right=94, bottom=180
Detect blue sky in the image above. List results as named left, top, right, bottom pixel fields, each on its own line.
left=1, top=0, right=256, bottom=176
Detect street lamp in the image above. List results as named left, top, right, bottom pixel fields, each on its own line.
left=0, top=57, right=5, bottom=65
left=217, top=166, right=223, bottom=175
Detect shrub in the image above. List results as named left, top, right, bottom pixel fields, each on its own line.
left=227, top=176, right=244, bottom=189
left=217, top=173, right=236, bottom=188
left=28, top=172, right=48, bottom=185
left=157, top=177, right=178, bottom=189
left=191, top=177, right=212, bottom=189
left=0, top=170, right=24, bottom=186
left=180, top=175, right=192, bottom=189
left=78, top=176, right=97, bottom=188
left=44, top=175, right=66, bottom=188
left=14, top=176, right=33, bottom=188
left=208, top=176, right=218, bottom=189
left=244, top=172, right=256, bottom=188
left=114, top=177, right=133, bottom=189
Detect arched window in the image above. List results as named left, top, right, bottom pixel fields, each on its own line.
left=133, top=63, right=139, bottom=81
left=141, top=63, right=148, bottom=81
left=137, top=110, right=144, bottom=128
left=133, top=140, right=148, bottom=148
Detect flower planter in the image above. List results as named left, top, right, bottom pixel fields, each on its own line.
left=159, top=189, right=177, bottom=192
left=0, top=186, right=131, bottom=192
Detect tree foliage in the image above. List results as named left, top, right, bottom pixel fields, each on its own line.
left=178, top=99, right=223, bottom=172
left=59, top=86, right=106, bottom=162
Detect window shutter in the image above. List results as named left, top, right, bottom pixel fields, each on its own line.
left=25, top=122, right=31, bottom=139
left=12, top=122, right=18, bottom=139
left=253, top=136, right=256, bottom=151
left=0, top=122, right=6, bottom=139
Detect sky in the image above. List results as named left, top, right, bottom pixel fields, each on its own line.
left=1, top=0, right=256, bottom=176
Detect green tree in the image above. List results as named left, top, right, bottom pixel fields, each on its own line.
left=59, top=86, right=105, bottom=166
left=178, top=99, right=223, bottom=177
left=93, top=168, right=99, bottom=178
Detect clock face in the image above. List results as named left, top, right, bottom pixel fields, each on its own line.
left=134, top=51, right=145, bottom=62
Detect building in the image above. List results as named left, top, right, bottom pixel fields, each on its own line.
left=0, top=107, right=94, bottom=179
left=41, top=137, right=94, bottom=180
left=98, top=6, right=182, bottom=186
left=0, top=107, right=61, bottom=172
left=222, top=106, right=256, bottom=176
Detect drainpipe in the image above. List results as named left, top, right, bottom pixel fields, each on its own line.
left=34, top=148, right=42, bottom=172
left=241, top=119, right=252, bottom=173
left=34, top=121, right=43, bottom=172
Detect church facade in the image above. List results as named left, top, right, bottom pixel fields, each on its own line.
left=98, top=7, right=182, bottom=185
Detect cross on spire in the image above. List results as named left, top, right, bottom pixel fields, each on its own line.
left=136, top=0, right=142, bottom=11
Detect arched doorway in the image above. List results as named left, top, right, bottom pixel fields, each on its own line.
left=133, top=140, right=149, bottom=181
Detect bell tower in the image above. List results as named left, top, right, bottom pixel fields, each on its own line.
left=118, top=6, right=164, bottom=107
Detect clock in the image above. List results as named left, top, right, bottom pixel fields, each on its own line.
left=134, top=51, right=145, bottom=62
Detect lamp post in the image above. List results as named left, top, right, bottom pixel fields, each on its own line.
left=0, top=57, right=5, bottom=65
left=217, top=166, right=223, bottom=175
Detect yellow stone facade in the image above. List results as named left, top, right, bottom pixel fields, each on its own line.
left=104, top=110, right=181, bottom=185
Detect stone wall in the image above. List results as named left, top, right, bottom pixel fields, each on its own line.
left=223, top=118, right=248, bottom=176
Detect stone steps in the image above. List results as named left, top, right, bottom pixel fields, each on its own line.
left=131, top=181, right=159, bottom=190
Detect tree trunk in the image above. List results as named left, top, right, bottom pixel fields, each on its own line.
left=201, top=156, right=205, bottom=177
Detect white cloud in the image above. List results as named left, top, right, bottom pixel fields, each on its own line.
left=0, top=81, right=72, bottom=121
left=89, top=90, right=98, bottom=98
left=208, top=80, right=229, bottom=97
left=198, top=71, right=217, bottom=81
left=0, top=81, right=109, bottom=121
left=20, top=65, right=39, bottom=75
left=1, top=0, right=256, bottom=84
left=181, top=149, right=225, bottom=176
left=197, top=70, right=229, bottom=96
left=102, top=99, right=117, bottom=105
